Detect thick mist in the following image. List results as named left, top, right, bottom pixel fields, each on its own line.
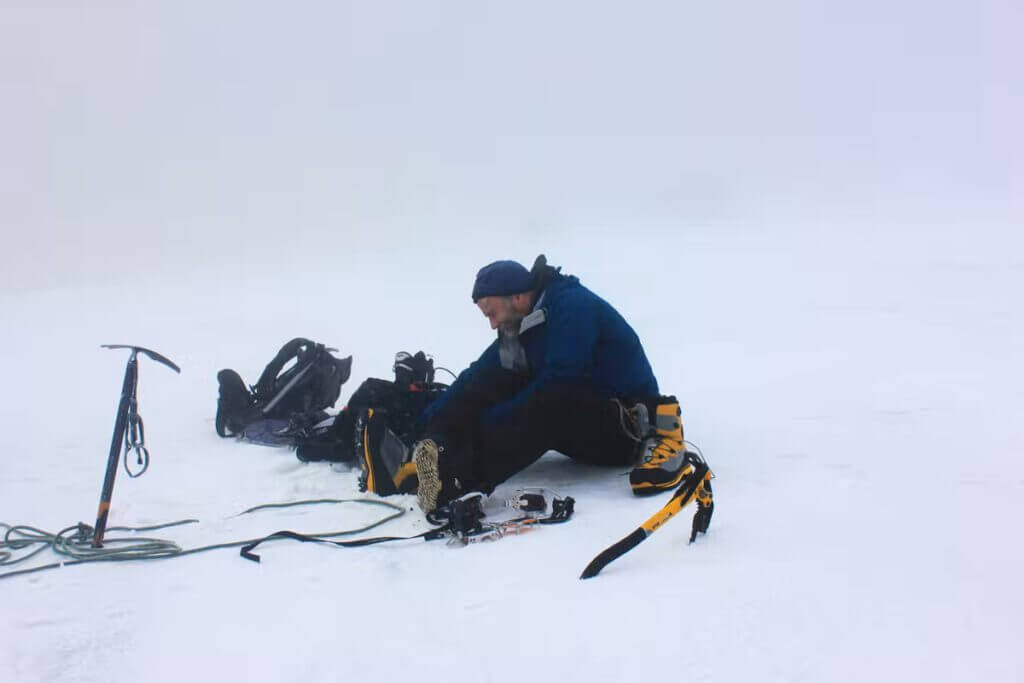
left=2, top=2, right=1019, bottom=289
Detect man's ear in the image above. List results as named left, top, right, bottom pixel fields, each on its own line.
left=513, top=292, right=531, bottom=312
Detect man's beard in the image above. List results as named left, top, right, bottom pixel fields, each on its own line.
left=498, top=319, right=522, bottom=337
left=497, top=317, right=528, bottom=372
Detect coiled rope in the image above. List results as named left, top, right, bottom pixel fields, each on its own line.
left=0, top=498, right=406, bottom=581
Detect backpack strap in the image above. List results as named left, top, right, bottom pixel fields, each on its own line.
left=254, top=338, right=315, bottom=397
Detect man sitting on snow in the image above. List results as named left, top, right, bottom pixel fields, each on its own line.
left=360, top=255, right=693, bottom=513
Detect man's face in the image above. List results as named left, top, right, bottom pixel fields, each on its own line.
left=477, top=295, right=526, bottom=331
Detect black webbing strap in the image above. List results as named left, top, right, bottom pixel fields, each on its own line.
left=239, top=526, right=450, bottom=563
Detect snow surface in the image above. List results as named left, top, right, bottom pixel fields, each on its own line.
left=2, top=3, right=1022, bottom=682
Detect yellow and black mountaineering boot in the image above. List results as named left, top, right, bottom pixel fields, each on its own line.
left=356, top=409, right=419, bottom=496
left=412, top=438, right=465, bottom=513
left=629, top=396, right=693, bottom=496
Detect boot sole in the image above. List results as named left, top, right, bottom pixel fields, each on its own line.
left=414, top=441, right=442, bottom=513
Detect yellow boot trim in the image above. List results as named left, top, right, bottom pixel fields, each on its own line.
left=631, top=463, right=693, bottom=493
left=362, top=408, right=377, bottom=493
left=393, top=461, right=418, bottom=491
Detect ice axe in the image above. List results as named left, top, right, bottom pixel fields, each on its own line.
left=91, top=345, right=180, bottom=548
left=580, top=454, right=713, bottom=579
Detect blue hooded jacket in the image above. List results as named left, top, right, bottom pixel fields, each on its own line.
left=424, top=271, right=659, bottom=426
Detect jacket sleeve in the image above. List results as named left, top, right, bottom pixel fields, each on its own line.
left=419, top=340, right=500, bottom=427
left=488, top=286, right=600, bottom=422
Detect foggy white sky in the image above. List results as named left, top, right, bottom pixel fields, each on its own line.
left=1, top=1, right=1020, bottom=288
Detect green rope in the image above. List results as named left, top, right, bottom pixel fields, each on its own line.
left=0, top=498, right=407, bottom=581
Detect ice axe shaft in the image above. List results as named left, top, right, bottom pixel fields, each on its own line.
left=92, top=345, right=179, bottom=548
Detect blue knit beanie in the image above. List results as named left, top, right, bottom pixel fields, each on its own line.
left=471, top=260, right=532, bottom=302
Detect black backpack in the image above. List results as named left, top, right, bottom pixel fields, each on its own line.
left=295, top=351, right=448, bottom=463
left=216, top=338, right=352, bottom=439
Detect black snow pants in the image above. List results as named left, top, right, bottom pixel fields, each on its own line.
left=423, top=365, right=641, bottom=494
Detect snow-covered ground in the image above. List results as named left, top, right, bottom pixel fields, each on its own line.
left=3, top=3, right=1021, bottom=682
left=3, top=225, right=1021, bottom=682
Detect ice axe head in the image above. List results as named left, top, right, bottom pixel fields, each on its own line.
left=101, top=345, right=181, bottom=373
